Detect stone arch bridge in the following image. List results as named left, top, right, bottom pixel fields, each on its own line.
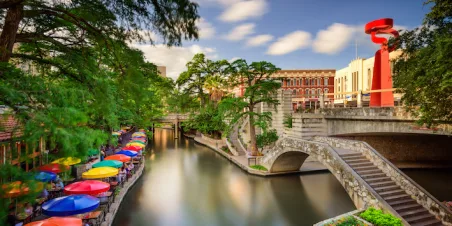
left=154, top=113, right=189, bottom=139
left=261, top=136, right=451, bottom=226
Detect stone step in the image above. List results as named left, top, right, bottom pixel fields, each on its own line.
left=348, top=162, right=375, bottom=168
left=379, top=189, right=406, bottom=197
left=387, top=199, right=417, bottom=207
left=340, top=153, right=362, bottom=158
left=341, top=155, right=367, bottom=161
left=354, top=165, right=380, bottom=172
left=369, top=180, right=397, bottom=188
left=410, top=218, right=443, bottom=226
left=399, top=207, right=430, bottom=219
left=405, top=213, right=438, bottom=224
left=374, top=185, right=401, bottom=193
left=383, top=194, right=412, bottom=202
left=365, top=176, right=392, bottom=184
left=345, top=159, right=370, bottom=164
left=394, top=203, right=424, bottom=212
left=356, top=168, right=382, bottom=175
left=360, top=172, right=387, bottom=179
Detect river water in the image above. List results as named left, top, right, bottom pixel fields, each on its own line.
left=112, top=129, right=356, bottom=226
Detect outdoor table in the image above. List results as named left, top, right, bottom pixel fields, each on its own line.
left=96, top=191, right=113, bottom=210
left=75, top=210, right=103, bottom=226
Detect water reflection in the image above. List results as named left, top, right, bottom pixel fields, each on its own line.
left=113, top=129, right=355, bottom=226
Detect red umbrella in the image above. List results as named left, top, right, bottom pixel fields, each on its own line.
left=64, top=180, right=110, bottom=195
left=122, top=146, right=141, bottom=151
left=38, top=164, right=70, bottom=174
left=105, top=154, right=131, bottom=163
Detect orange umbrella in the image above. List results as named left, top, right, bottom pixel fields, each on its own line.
left=25, top=217, right=82, bottom=226
left=2, top=181, right=43, bottom=198
left=104, top=154, right=131, bottom=163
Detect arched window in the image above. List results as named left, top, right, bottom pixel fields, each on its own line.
left=305, top=78, right=309, bottom=86
left=311, top=89, right=315, bottom=98
left=311, top=79, right=315, bottom=86
left=324, top=88, right=329, bottom=94
left=305, top=89, right=309, bottom=97
left=324, top=77, right=329, bottom=85
left=293, top=89, right=296, bottom=95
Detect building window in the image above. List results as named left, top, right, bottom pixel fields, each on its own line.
left=367, top=68, right=372, bottom=90
left=305, top=89, right=309, bottom=97
left=324, top=88, right=329, bottom=94
left=311, top=79, right=315, bottom=86
left=305, top=78, right=309, bottom=86
left=293, top=89, right=296, bottom=95
left=318, top=78, right=321, bottom=86
left=311, top=89, right=315, bottom=98
left=324, top=77, right=328, bottom=86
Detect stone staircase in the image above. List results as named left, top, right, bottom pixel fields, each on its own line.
left=341, top=152, right=443, bottom=226
left=229, top=123, right=246, bottom=156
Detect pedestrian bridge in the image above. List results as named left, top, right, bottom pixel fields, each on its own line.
left=261, top=136, right=451, bottom=226
left=154, top=113, right=189, bottom=123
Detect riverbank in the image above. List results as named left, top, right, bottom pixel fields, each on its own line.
left=193, top=134, right=326, bottom=176
left=101, top=158, right=145, bottom=226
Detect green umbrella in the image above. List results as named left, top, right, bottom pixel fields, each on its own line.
left=92, top=160, right=123, bottom=168
left=87, top=149, right=99, bottom=156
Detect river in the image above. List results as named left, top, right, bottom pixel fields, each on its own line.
left=112, top=129, right=356, bottom=226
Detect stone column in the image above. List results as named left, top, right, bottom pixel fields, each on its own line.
left=357, top=91, right=363, bottom=108
left=174, top=120, right=179, bottom=139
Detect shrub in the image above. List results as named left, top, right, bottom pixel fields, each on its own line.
left=221, top=146, right=231, bottom=155
left=326, top=216, right=366, bottom=226
left=250, top=165, right=268, bottom=171
left=283, top=114, right=293, bottom=128
left=359, top=208, right=402, bottom=226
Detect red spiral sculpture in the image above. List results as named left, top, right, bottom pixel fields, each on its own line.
left=365, top=18, right=399, bottom=107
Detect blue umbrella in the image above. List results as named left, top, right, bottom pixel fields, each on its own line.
left=42, top=195, right=100, bottom=216
left=117, top=150, right=138, bottom=157
left=35, top=171, right=57, bottom=182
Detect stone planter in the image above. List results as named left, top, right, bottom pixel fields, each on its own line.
left=314, top=209, right=374, bottom=226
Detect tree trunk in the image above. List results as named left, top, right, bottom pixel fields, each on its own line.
left=248, top=105, right=259, bottom=156
left=0, top=3, right=23, bottom=62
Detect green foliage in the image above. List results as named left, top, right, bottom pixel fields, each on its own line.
left=250, top=165, right=268, bottom=171
left=166, top=89, right=200, bottom=113
left=221, top=146, right=231, bottom=155
left=283, top=114, right=293, bottom=128
left=219, top=60, right=281, bottom=156
left=182, top=104, right=225, bottom=138
left=393, top=0, right=452, bottom=126
left=359, top=208, right=402, bottom=226
left=256, top=129, right=278, bottom=150
left=326, top=216, right=366, bottom=226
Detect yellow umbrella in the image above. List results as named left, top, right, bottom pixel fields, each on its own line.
left=132, top=132, right=145, bottom=137
left=126, top=142, right=145, bottom=148
left=82, top=167, right=118, bottom=179
left=52, top=157, right=81, bottom=166
left=112, top=132, right=121, bottom=136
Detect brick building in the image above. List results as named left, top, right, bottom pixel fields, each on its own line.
left=272, top=69, right=335, bottom=111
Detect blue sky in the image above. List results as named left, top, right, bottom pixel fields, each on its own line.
left=134, top=0, right=430, bottom=79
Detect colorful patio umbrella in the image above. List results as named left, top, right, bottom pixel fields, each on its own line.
left=25, top=217, right=82, bottom=226
left=116, top=150, right=138, bottom=157
left=122, top=145, right=141, bottom=151
left=35, top=171, right=57, bottom=182
left=92, top=160, right=123, bottom=168
left=42, top=195, right=99, bottom=216
left=38, top=164, right=70, bottom=174
left=132, top=132, right=145, bottom=136
left=112, top=132, right=121, bottom=136
left=129, top=140, right=145, bottom=145
left=64, top=180, right=110, bottom=195
left=52, top=157, right=81, bottom=166
left=139, top=129, right=146, bottom=132
left=2, top=181, right=44, bottom=198
left=104, top=154, right=131, bottom=163
left=126, top=143, right=145, bottom=148
left=82, top=167, right=118, bottom=179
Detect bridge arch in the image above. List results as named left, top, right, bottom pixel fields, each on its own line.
left=269, top=149, right=309, bottom=173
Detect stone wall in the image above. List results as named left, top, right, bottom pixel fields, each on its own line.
left=337, top=134, right=452, bottom=163
left=314, top=136, right=452, bottom=225
left=260, top=89, right=292, bottom=136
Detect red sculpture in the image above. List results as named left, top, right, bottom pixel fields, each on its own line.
left=365, top=18, right=399, bottom=107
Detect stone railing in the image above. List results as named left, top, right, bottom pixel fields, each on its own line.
left=313, top=136, right=452, bottom=225
left=262, top=137, right=408, bottom=224
left=284, top=113, right=327, bottom=138
left=320, top=107, right=415, bottom=120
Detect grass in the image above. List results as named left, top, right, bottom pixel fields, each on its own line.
left=250, top=165, right=268, bottom=171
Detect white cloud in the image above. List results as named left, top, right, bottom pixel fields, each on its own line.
left=246, top=34, right=273, bottom=47
left=131, top=44, right=218, bottom=79
left=266, top=31, right=311, bottom=55
left=225, top=23, right=255, bottom=41
left=219, top=0, right=268, bottom=22
left=196, top=18, right=215, bottom=39
left=229, top=57, right=241, bottom=62
left=312, top=23, right=355, bottom=55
